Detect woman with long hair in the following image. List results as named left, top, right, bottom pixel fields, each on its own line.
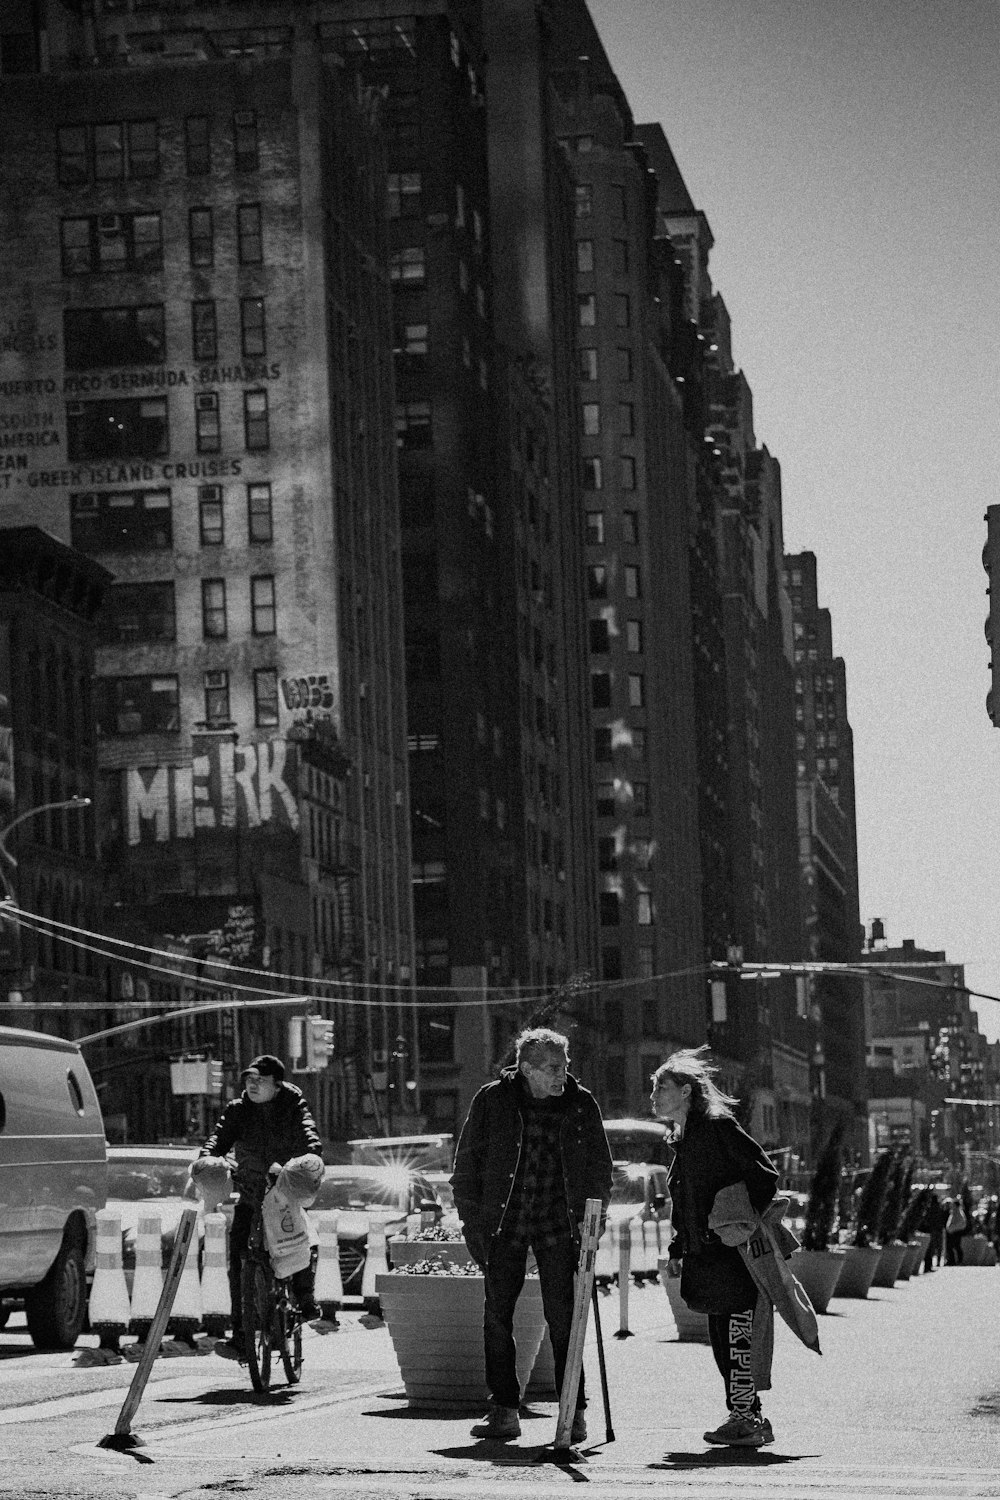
left=652, top=1046, right=779, bottom=1448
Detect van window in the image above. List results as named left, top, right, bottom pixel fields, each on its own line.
left=0, top=1090, right=5, bottom=1131
left=66, top=1070, right=86, bottom=1115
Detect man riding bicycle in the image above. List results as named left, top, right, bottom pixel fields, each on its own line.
left=193, top=1053, right=331, bottom=1358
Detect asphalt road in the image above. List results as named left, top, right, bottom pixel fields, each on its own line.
left=2, top=1262, right=999, bottom=1499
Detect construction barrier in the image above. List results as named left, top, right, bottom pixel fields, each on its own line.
left=129, top=1213, right=164, bottom=1340
left=314, top=1212, right=343, bottom=1315
left=88, top=1208, right=131, bottom=1360
left=361, top=1218, right=390, bottom=1313
left=167, top=1217, right=203, bottom=1343
left=594, top=1220, right=615, bottom=1282
left=200, top=1213, right=231, bottom=1337
left=615, top=1218, right=632, bottom=1337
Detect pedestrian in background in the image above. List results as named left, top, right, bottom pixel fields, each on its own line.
left=944, top=1196, right=967, bottom=1266
left=451, top=1026, right=613, bottom=1444
left=922, top=1192, right=948, bottom=1273
left=653, top=1047, right=779, bottom=1448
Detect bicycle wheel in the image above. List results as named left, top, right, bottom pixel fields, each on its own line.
left=277, top=1296, right=303, bottom=1385
left=241, top=1258, right=273, bottom=1393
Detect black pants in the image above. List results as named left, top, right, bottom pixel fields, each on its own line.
left=484, top=1234, right=584, bottom=1412
left=229, top=1201, right=315, bottom=1333
left=945, top=1229, right=964, bottom=1266
left=707, top=1305, right=759, bottom=1417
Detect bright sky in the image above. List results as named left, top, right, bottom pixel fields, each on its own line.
left=588, top=0, right=1000, bottom=1042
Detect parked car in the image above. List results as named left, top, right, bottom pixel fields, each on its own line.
left=106, top=1145, right=209, bottom=1288
left=0, top=1026, right=107, bottom=1348
left=607, top=1161, right=671, bottom=1228
left=604, top=1118, right=670, bottom=1166
left=307, top=1164, right=442, bottom=1295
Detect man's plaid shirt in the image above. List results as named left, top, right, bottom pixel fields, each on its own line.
left=499, top=1089, right=571, bottom=1248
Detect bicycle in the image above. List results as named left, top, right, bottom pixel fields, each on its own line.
left=240, top=1191, right=304, bottom=1393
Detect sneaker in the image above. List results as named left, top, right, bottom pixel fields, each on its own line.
left=214, top=1336, right=246, bottom=1362
left=570, top=1411, right=587, bottom=1445
left=470, top=1404, right=521, bottom=1440
left=703, top=1411, right=769, bottom=1447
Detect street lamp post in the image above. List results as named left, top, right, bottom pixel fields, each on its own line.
left=0, top=795, right=93, bottom=905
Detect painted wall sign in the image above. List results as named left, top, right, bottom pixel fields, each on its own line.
left=125, top=737, right=299, bottom=846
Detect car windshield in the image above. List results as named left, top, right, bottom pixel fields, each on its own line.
left=108, top=1158, right=198, bottom=1202
left=610, top=1166, right=648, bottom=1207
left=312, top=1170, right=410, bottom=1213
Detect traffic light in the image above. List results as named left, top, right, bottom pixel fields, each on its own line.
left=306, top=1014, right=335, bottom=1070
left=984, top=505, right=1000, bottom=727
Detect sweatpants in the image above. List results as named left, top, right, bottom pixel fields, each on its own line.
left=707, top=1305, right=760, bottom=1417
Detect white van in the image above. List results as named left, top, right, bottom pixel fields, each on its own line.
left=0, top=1026, right=107, bottom=1347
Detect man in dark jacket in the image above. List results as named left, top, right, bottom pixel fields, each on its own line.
left=451, top=1027, right=613, bottom=1443
left=194, top=1054, right=324, bottom=1356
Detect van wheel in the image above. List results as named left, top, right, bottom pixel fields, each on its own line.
left=0, top=1305, right=9, bottom=1331
left=25, top=1237, right=86, bottom=1350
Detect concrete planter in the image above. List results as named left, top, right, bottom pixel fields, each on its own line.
left=897, top=1240, right=922, bottom=1279
left=960, top=1233, right=990, bottom=1266
left=832, top=1244, right=881, bottom=1298
left=659, top=1261, right=710, bottom=1342
left=376, top=1271, right=546, bottom=1410
left=872, top=1240, right=909, bottom=1287
left=790, top=1248, right=845, bottom=1313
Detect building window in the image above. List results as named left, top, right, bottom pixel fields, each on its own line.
left=595, top=729, right=613, bottom=766
left=192, top=300, right=217, bottom=362
left=633, top=781, right=649, bottom=815
left=185, top=115, right=210, bottom=175
left=621, top=509, right=638, bottom=544
left=67, top=397, right=168, bottom=461
left=237, top=203, right=263, bottom=263
left=397, top=322, right=428, bottom=356
left=395, top=401, right=432, bottom=449
left=390, top=246, right=425, bottom=283
left=636, top=889, right=652, bottom=925
left=581, top=456, right=602, bottom=491
left=620, top=456, right=637, bottom=489
left=598, top=836, right=617, bottom=871
left=189, top=207, right=214, bottom=267
left=578, top=293, right=596, bottom=327
left=576, top=239, right=594, bottom=273
left=592, top=672, right=611, bottom=709
left=57, top=126, right=88, bottom=186
left=247, top=482, right=273, bottom=542
left=628, top=674, right=644, bottom=708
left=612, top=237, right=629, bottom=275
left=233, top=110, right=259, bottom=172
left=638, top=942, right=656, bottom=980
left=243, top=389, right=269, bottom=449
left=99, top=675, right=179, bottom=736
left=103, top=581, right=175, bottom=643
left=387, top=171, right=422, bottom=218
left=600, top=891, right=621, bottom=926
left=587, top=564, right=608, bottom=599
left=60, top=212, right=162, bottom=275
left=626, top=619, right=643, bottom=653
left=94, top=122, right=124, bottom=181
left=199, top=485, right=224, bottom=545
left=575, top=183, right=593, bottom=217
left=619, top=402, right=635, bottom=436
left=201, top=578, right=227, bottom=639
left=589, top=617, right=610, bottom=655
left=617, top=346, right=633, bottom=382
left=596, top=776, right=615, bottom=812
left=602, top=947, right=622, bottom=982
left=240, top=296, right=266, bottom=357
left=71, top=488, right=172, bottom=552
left=585, top=511, right=604, bottom=545
left=253, top=668, right=280, bottom=728
left=582, top=402, right=600, bottom=436
left=624, top=565, right=641, bottom=599
left=195, top=391, right=221, bottom=453
left=613, top=184, right=628, bottom=220
left=614, top=294, right=631, bottom=328
left=127, top=120, right=159, bottom=178
left=203, top=669, right=231, bottom=727
left=579, top=347, right=598, bottom=381
left=251, top=574, right=276, bottom=635
left=64, top=305, right=165, bottom=370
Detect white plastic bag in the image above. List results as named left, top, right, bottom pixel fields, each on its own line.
left=262, top=1185, right=312, bottom=1278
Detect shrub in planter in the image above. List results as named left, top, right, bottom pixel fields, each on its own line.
left=802, top=1122, right=844, bottom=1252
left=876, top=1154, right=911, bottom=1247
left=852, top=1150, right=894, bottom=1247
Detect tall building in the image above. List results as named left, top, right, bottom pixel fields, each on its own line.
left=0, top=2, right=415, bottom=1142
left=785, top=550, right=865, bottom=1153
left=533, top=33, right=705, bottom=1115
